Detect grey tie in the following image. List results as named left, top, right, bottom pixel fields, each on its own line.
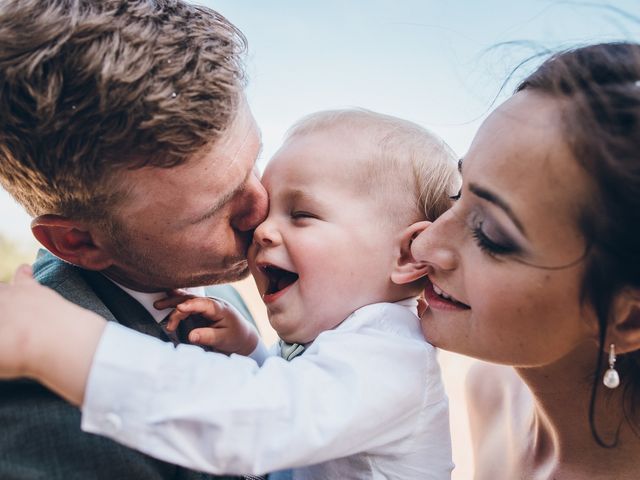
left=279, top=340, right=306, bottom=361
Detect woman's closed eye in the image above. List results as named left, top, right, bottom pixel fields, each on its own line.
left=468, top=212, right=519, bottom=257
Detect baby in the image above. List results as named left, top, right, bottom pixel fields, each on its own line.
left=0, top=109, right=460, bottom=479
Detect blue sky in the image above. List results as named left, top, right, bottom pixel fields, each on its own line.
left=2, top=0, right=639, bottom=243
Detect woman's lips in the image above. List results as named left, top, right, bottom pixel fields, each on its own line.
left=423, top=278, right=470, bottom=311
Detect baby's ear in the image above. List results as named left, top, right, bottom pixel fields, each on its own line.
left=391, top=221, right=430, bottom=285
left=606, top=288, right=640, bottom=355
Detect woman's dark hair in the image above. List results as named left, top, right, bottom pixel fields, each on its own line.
left=517, top=42, right=640, bottom=446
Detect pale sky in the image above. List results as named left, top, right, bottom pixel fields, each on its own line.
left=2, top=0, right=639, bottom=243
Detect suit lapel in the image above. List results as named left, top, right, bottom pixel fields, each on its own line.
left=78, top=269, right=170, bottom=341
left=33, top=250, right=169, bottom=341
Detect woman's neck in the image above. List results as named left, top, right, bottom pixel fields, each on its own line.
left=514, top=341, right=640, bottom=479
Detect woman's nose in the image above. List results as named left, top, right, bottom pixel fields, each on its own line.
left=411, top=209, right=459, bottom=272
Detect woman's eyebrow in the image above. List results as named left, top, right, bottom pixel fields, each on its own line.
left=458, top=158, right=463, bottom=173
left=468, top=182, right=527, bottom=236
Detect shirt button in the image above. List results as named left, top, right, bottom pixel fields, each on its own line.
left=104, top=412, right=122, bottom=433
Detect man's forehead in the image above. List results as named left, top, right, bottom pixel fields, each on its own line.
left=116, top=127, right=260, bottom=217
left=109, top=99, right=263, bottom=225
left=211, top=98, right=260, bottom=166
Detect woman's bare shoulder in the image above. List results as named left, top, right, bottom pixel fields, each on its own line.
left=465, top=362, right=531, bottom=479
left=465, top=361, right=520, bottom=415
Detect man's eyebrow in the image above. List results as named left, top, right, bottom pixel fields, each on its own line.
left=468, top=183, right=527, bottom=236
left=190, top=143, right=264, bottom=224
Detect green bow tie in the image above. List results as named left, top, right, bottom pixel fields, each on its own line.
left=279, top=340, right=306, bottom=361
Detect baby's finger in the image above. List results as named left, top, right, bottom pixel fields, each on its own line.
left=166, top=298, right=221, bottom=331
left=177, top=297, right=227, bottom=320
left=154, top=293, right=195, bottom=310
left=188, top=327, right=222, bottom=347
left=165, top=308, right=192, bottom=331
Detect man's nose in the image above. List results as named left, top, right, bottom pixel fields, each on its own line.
left=232, top=174, right=269, bottom=232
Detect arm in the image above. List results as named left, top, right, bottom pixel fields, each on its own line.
left=465, top=361, right=530, bottom=479
left=0, top=274, right=437, bottom=475
left=0, top=263, right=243, bottom=480
left=0, top=265, right=104, bottom=406
left=0, top=379, right=196, bottom=479
left=80, top=317, right=433, bottom=475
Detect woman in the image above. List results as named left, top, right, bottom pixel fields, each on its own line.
left=411, top=42, right=640, bottom=478
left=0, top=42, right=639, bottom=479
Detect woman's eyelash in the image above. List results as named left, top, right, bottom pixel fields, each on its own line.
left=449, top=190, right=462, bottom=201
left=470, top=221, right=516, bottom=256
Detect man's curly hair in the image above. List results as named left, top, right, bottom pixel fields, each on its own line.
left=0, top=0, right=247, bottom=220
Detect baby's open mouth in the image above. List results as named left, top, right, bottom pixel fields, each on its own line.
left=262, top=265, right=299, bottom=295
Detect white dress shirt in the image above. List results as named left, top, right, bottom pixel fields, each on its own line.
left=81, top=300, right=453, bottom=479
left=110, top=281, right=205, bottom=324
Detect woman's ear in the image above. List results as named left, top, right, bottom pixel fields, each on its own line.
left=391, top=221, right=431, bottom=285
left=606, top=289, right=640, bottom=355
left=31, top=215, right=114, bottom=271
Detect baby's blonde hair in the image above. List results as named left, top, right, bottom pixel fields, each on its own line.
left=285, top=109, right=460, bottom=227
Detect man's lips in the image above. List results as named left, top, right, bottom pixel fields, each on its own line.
left=423, top=278, right=470, bottom=311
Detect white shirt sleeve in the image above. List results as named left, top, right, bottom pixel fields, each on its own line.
left=81, top=304, right=441, bottom=475
left=247, top=339, right=272, bottom=366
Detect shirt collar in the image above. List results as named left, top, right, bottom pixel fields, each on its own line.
left=106, top=277, right=205, bottom=324
left=394, top=296, right=419, bottom=315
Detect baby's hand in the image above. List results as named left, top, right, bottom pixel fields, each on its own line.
left=154, top=294, right=259, bottom=356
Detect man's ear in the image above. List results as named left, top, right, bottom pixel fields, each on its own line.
left=391, top=221, right=431, bottom=285
left=31, top=214, right=114, bottom=271
left=606, top=289, right=640, bottom=355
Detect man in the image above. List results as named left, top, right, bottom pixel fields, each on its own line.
left=0, top=1, right=268, bottom=478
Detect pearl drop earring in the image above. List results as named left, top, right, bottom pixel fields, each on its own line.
left=603, top=343, right=620, bottom=389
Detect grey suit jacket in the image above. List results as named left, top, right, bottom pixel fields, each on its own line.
left=0, top=250, right=249, bottom=480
